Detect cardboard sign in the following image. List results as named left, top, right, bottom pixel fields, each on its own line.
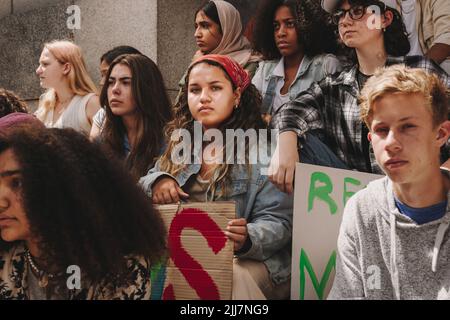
left=153, top=202, right=236, bottom=300
left=291, top=164, right=382, bottom=300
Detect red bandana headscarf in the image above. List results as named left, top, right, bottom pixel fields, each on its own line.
left=191, top=54, right=251, bottom=92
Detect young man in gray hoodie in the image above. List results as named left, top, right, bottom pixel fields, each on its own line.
left=328, top=65, right=450, bottom=300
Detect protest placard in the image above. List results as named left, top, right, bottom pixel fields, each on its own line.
left=153, top=202, right=236, bottom=300
left=291, top=164, right=382, bottom=300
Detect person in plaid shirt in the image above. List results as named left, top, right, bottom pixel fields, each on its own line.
left=268, top=0, right=449, bottom=193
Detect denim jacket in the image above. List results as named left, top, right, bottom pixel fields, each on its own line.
left=252, top=54, right=342, bottom=115
left=139, top=154, right=293, bottom=285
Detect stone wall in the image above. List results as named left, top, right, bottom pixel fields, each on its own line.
left=0, top=0, right=157, bottom=111
left=0, top=0, right=71, bottom=109
left=0, top=0, right=260, bottom=110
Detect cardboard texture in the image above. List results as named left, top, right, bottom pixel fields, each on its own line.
left=156, top=202, right=236, bottom=300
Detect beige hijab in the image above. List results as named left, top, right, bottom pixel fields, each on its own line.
left=194, top=0, right=261, bottom=66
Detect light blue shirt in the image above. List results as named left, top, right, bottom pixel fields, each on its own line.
left=252, top=54, right=342, bottom=115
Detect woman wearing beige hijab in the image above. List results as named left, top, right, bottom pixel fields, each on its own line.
left=177, top=0, right=261, bottom=95
left=193, top=0, right=261, bottom=73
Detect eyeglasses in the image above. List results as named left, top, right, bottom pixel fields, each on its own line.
left=332, top=5, right=367, bottom=25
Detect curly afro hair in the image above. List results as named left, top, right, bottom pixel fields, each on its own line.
left=0, top=126, right=167, bottom=285
left=252, top=0, right=339, bottom=60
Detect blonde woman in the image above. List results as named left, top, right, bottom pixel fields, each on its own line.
left=35, top=40, right=100, bottom=135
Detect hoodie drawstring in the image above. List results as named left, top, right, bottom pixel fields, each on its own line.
left=390, top=214, right=450, bottom=299
left=432, top=221, right=450, bottom=273
left=390, top=213, right=401, bottom=300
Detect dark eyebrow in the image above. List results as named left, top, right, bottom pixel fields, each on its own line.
left=108, top=76, right=132, bottom=81
left=274, top=18, right=296, bottom=22
left=189, top=81, right=223, bottom=87
left=0, top=170, right=21, bottom=178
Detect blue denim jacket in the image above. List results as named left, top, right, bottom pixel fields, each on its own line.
left=139, top=156, right=293, bottom=285
left=252, top=54, right=342, bottom=115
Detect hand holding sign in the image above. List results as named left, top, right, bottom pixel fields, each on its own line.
left=225, top=218, right=248, bottom=251
left=155, top=202, right=235, bottom=300
left=152, top=177, right=189, bottom=204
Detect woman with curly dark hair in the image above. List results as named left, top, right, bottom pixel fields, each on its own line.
left=96, top=54, right=173, bottom=181
left=251, top=0, right=342, bottom=122
left=0, top=126, right=167, bottom=300
left=140, top=55, right=293, bottom=299
left=0, top=89, right=29, bottom=117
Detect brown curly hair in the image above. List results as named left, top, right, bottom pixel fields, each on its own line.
left=0, top=89, right=29, bottom=117
left=0, top=127, right=167, bottom=286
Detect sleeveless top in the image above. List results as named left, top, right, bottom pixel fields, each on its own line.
left=40, top=93, right=96, bottom=135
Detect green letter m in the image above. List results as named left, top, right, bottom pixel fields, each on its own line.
left=299, top=249, right=336, bottom=300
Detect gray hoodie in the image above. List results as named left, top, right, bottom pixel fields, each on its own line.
left=328, top=172, right=450, bottom=300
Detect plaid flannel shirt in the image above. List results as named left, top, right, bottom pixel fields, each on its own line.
left=271, top=56, right=450, bottom=174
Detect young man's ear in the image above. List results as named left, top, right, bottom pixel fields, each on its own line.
left=436, top=120, right=450, bottom=147
left=367, top=131, right=372, bottom=142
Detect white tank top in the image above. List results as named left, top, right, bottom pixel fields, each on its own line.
left=42, top=93, right=96, bottom=135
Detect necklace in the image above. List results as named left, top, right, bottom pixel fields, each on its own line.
left=25, top=249, right=55, bottom=288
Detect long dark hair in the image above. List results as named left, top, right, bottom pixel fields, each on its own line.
left=158, top=59, right=266, bottom=196
left=0, top=127, right=167, bottom=285
left=100, top=54, right=173, bottom=180
left=252, top=0, right=339, bottom=60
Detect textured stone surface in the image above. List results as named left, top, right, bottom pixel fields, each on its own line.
left=0, top=0, right=72, bottom=100
left=0, top=0, right=157, bottom=100
left=25, top=98, right=39, bottom=113
left=73, top=0, right=157, bottom=87
left=13, top=0, right=61, bottom=14
left=0, top=0, right=260, bottom=104
left=157, top=0, right=202, bottom=100
left=0, top=1, right=11, bottom=20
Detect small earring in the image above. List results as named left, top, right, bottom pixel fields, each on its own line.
left=234, top=104, right=239, bottom=110
left=382, top=27, right=386, bottom=32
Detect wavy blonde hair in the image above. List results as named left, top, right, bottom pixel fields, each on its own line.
left=36, top=40, right=97, bottom=121
left=359, top=65, right=448, bottom=129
